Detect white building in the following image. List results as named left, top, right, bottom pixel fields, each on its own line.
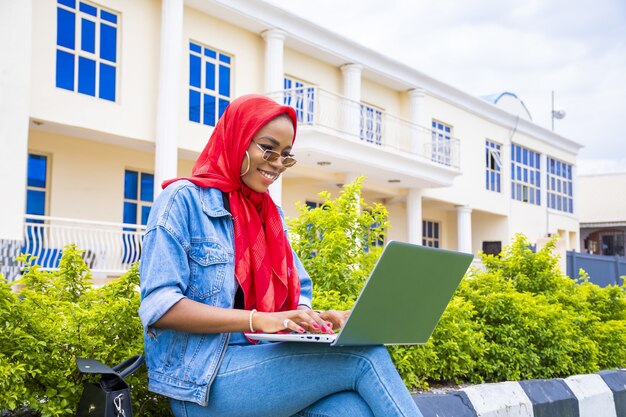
left=0, top=0, right=582, bottom=281
left=578, top=173, right=626, bottom=257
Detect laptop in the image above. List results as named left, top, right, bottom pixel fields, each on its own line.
left=246, top=240, right=473, bottom=346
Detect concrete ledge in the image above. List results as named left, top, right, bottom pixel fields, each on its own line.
left=519, top=379, right=578, bottom=417
left=412, top=391, right=476, bottom=417
left=597, top=370, right=626, bottom=417
left=563, top=373, right=616, bottom=417
left=462, top=381, right=533, bottom=417
left=412, top=370, right=623, bottom=417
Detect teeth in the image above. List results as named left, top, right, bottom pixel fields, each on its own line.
left=259, top=170, right=278, bottom=180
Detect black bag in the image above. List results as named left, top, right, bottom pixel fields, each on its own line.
left=75, top=355, right=144, bottom=417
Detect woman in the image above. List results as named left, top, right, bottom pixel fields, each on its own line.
left=139, top=94, right=422, bottom=417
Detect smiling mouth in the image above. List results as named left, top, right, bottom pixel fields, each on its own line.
left=258, top=169, right=279, bottom=181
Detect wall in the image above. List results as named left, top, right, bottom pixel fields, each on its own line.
left=578, top=173, right=626, bottom=223
left=30, top=0, right=161, bottom=143
left=361, top=78, right=401, bottom=116
left=284, top=48, right=341, bottom=94
left=1, top=0, right=31, bottom=241
left=472, top=210, right=510, bottom=253
left=28, top=130, right=193, bottom=223
left=179, top=7, right=265, bottom=153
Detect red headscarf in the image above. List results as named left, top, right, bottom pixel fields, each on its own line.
left=163, top=94, right=300, bottom=313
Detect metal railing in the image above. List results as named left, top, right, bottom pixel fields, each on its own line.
left=22, top=215, right=145, bottom=276
left=269, top=87, right=461, bottom=169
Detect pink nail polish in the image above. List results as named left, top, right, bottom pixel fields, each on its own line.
left=320, top=327, right=326, bottom=333
left=312, top=323, right=319, bottom=329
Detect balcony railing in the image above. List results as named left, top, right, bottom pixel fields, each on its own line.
left=22, top=215, right=144, bottom=276
left=270, top=87, right=461, bottom=169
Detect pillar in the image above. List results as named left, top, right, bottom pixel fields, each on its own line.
left=408, top=88, right=426, bottom=155
left=154, top=0, right=183, bottom=199
left=262, top=29, right=287, bottom=205
left=456, top=205, right=473, bottom=254
left=0, top=0, right=32, bottom=281
left=541, top=153, right=549, bottom=236
left=340, top=63, right=362, bottom=138
left=407, top=188, right=423, bottom=245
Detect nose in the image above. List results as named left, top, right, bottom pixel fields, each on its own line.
left=268, top=157, right=286, bottom=172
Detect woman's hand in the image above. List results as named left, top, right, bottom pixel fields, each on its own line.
left=319, top=309, right=350, bottom=331
left=253, top=309, right=335, bottom=334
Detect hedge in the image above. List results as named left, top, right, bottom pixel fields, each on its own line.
left=1, top=178, right=624, bottom=415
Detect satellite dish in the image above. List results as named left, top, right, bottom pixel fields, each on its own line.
left=552, top=109, right=566, bottom=119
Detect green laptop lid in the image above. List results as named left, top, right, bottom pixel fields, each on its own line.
left=334, top=241, right=473, bottom=346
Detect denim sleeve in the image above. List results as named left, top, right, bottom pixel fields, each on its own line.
left=294, top=251, right=312, bottom=308
left=138, top=225, right=189, bottom=329
left=276, top=206, right=313, bottom=308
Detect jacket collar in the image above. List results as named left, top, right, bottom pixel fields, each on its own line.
left=200, top=187, right=231, bottom=217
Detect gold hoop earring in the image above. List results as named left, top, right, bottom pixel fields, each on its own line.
left=240, top=151, right=251, bottom=176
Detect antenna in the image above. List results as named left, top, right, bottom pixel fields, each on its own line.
left=551, top=90, right=566, bottom=131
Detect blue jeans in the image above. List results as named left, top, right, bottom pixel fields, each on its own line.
left=169, top=342, right=422, bottom=417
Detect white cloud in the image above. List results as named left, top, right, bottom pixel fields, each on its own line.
left=265, top=0, right=626, bottom=172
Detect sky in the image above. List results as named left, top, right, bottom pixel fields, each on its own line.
left=265, top=0, right=626, bottom=175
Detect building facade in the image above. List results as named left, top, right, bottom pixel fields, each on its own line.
left=578, top=173, right=626, bottom=257
left=0, top=0, right=582, bottom=281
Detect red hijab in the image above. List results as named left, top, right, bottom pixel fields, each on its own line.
left=163, top=94, right=300, bottom=313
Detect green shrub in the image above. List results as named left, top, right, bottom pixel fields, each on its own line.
left=0, top=246, right=170, bottom=417
left=289, top=179, right=626, bottom=390
left=288, top=177, right=388, bottom=297
left=2, top=180, right=625, bottom=411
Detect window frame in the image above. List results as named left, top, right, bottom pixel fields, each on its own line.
left=511, top=144, right=541, bottom=205
left=422, top=220, right=441, bottom=248
left=188, top=41, right=232, bottom=126
left=123, top=169, right=154, bottom=227
left=485, top=139, right=502, bottom=193
left=56, top=0, right=119, bottom=101
left=360, top=102, right=384, bottom=146
left=283, top=76, right=316, bottom=124
left=431, top=119, right=453, bottom=166
left=546, top=157, right=574, bottom=213
left=25, top=152, right=51, bottom=220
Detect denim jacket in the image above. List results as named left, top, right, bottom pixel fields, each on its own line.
left=138, top=181, right=312, bottom=405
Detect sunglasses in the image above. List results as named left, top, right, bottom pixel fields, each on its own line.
left=253, top=141, right=297, bottom=167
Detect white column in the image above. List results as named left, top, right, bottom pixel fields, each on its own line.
left=262, top=29, right=286, bottom=205
left=154, top=0, right=183, bottom=199
left=0, top=0, right=32, bottom=241
left=408, top=88, right=426, bottom=126
left=262, top=29, right=285, bottom=95
left=341, top=64, right=362, bottom=101
left=456, top=205, right=473, bottom=253
left=340, top=63, right=362, bottom=137
left=407, top=188, right=423, bottom=245
left=571, top=164, right=580, bottom=251
left=408, top=88, right=426, bottom=155
left=541, top=153, right=549, bottom=236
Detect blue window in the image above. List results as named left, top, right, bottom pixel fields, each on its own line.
left=431, top=120, right=453, bottom=166
left=422, top=220, right=440, bottom=248
left=547, top=157, right=574, bottom=213
left=189, top=42, right=232, bottom=126
left=26, top=154, right=48, bottom=220
left=283, top=77, right=316, bottom=124
left=485, top=140, right=502, bottom=192
left=305, top=201, right=321, bottom=210
left=24, top=153, right=62, bottom=268
left=123, top=170, right=154, bottom=226
left=56, top=1, right=118, bottom=101
left=511, top=144, right=541, bottom=205
left=360, top=103, right=383, bottom=146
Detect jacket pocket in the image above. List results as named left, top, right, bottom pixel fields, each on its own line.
left=188, top=240, right=231, bottom=300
